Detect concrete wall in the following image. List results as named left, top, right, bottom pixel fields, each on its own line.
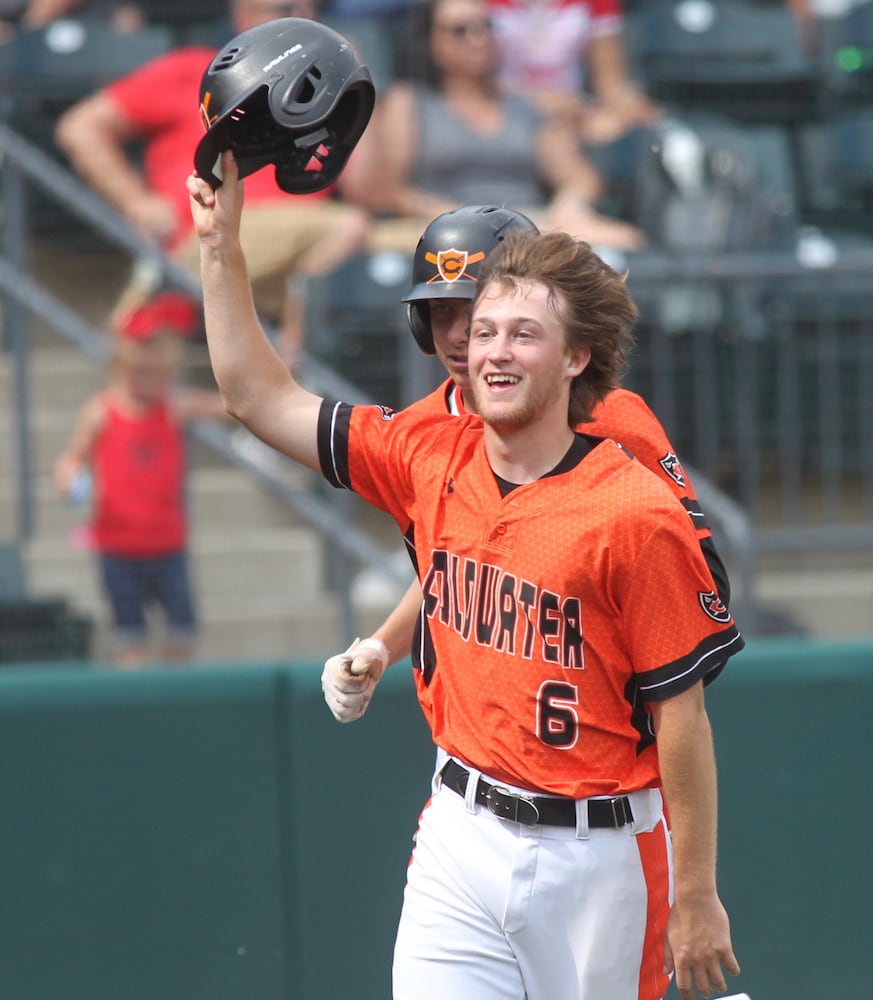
left=0, top=638, right=869, bottom=1000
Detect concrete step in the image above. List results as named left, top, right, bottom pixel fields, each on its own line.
left=0, top=410, right=91, bottom=479
left=194, top=602, right=344, bottom=663
left=187, top=465, right=310, bottom=531
left=0, top=340, right=214, bottom=407
left=0, top=345, right=106, bottom=410
left=2, top=338, right=410, bottom=663
left=18, top=549, right=401, bottom=666
left=77, top=590, right=402, bottom=665
left=21, top=524, right=344, bottom=663
left=2, top=250, right=414, bottom=663
left=192, top=596, right=403, bottom=664
left=29, top=242, right=133, bottom=338
left=24, top=526, right=326, bottom=608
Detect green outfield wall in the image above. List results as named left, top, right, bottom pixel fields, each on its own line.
left=0, top=638, right=870, bottom=1000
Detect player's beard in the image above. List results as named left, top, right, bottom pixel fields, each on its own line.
left=474, top=375, right=554, bottom=431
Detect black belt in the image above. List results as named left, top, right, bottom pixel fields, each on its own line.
left=441, top=759, right=634, bottom=829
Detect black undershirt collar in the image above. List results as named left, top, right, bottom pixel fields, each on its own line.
left=493, top=433, right=604, bottom=497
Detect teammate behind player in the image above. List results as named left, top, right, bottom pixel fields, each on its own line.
left=322, top=204, right=732, bottom=722
left=188, top=152, right=744, bottom=1000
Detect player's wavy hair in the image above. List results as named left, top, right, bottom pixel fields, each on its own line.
left=474, top=230, right=638, bottom=426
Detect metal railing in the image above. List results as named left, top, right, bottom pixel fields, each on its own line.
left=619, top=244, right=873, bottom=553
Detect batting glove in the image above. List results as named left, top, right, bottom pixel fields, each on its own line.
left=321, top=637, right=390, bottom=723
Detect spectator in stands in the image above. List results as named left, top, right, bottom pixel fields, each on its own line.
left=343, top=0, right=644, bottom=254
left=487, top=0, right=657, bottom=132
left=485, top=0, right=661, bottom=218
left=53, top=293, right=228, bottom=667
left=54, top=0, right=372, bottom=369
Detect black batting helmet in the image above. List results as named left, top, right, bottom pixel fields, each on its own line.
left=194, top=18, right=375, bottom=194
left=402, top=205, right=539, bottom=354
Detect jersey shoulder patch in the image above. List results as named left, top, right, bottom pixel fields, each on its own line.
left=699, top=590, right=731, bottom=623
left=659, top=451, right=687, bottom=487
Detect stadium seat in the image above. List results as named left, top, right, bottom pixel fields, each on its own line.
left=0, top=18, right=172, bottom=156
left=303, top=250, right=422, bottom=409
left=814, top=0, right=873, bottom=109
left=0, top=542, right=94, bottom=664
left=632, top=112, right=800, bottom=253
left=0, top=19, right=172, bottom=239
left=0, top=18, right=172, bottom=105
left=125, top=0, right=229, bottom=43
left=623, top=0, right=822, bottom=123
left=795, top=104, right=873, bottom=233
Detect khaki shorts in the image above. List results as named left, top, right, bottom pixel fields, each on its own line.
left=115, top=199, right=364, bottom=323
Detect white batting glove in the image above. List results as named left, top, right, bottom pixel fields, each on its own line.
left=321, top=637, right=390, bottom=723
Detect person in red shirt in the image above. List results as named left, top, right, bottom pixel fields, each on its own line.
left=53, top=293, right=228, bottom=666
left=54, top=0, right=371, bottom=368
left=188, top=152, right=743, bottom=1000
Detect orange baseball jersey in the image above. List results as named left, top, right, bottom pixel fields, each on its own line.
left=412, top=379, right=730, bottom=602
left=318, top=400, right=744, bottom=799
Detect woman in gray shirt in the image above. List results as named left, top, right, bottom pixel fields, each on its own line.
left=344, top=0, right=645, bottom=254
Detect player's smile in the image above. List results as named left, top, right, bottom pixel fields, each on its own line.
left=484, top=372, right=521, bottom=388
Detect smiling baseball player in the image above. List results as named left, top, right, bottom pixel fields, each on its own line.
left=322, top=204, right=731, bottom=718
left=189, top=148, right=744, bottom=1000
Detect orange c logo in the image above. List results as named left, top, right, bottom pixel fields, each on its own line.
left=424, top=249, right=486, bottom=284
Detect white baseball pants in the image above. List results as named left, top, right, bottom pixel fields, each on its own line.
left=392, top=760, right=672, bottom=1000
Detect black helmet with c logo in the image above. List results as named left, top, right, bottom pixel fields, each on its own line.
left=402, top=205, right=539, bottom=354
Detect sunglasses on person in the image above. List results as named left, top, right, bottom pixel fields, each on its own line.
left=434, top=17, right=494, bottom=39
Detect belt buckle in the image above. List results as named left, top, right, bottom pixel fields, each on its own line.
left=485, top=784, right=540, bottom=827
left=608, top=796, right=631, bottom=828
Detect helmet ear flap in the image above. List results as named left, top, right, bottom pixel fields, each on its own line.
left=407, top=302, right=435, bottom=355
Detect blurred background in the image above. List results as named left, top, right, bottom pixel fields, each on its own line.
left=0, top=1, right=871, bottom=998
left=3, top=0, right=873, bottom=663
left=1, top=0, right=872, bottom=661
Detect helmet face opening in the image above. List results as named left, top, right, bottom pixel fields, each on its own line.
left=194, top=17, right=375, bottom=194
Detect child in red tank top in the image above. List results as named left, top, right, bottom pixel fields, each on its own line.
left=54, top=294, right=228, bottom=667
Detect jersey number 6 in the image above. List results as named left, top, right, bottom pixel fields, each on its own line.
left=537, top=681, right=579, bottom=749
